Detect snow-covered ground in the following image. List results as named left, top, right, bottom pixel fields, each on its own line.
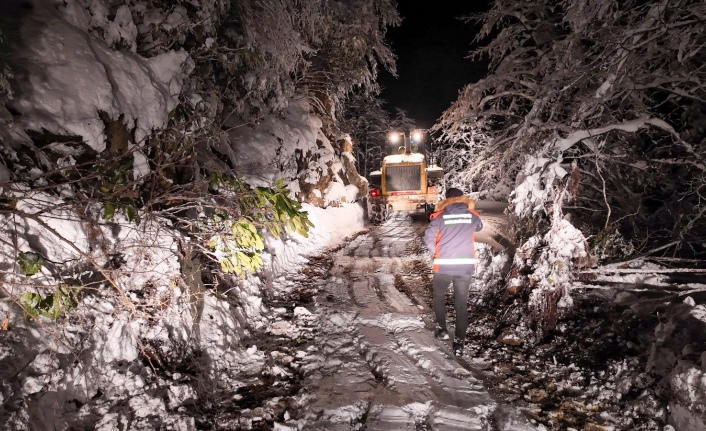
left=0, top=196, right=367, bottom=430
left=1, top=2, right=705, bottom=431
left=245, top=212, right=535, bottom=430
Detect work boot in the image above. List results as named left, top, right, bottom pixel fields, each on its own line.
left=434, top=326, right=449, bottom=340
left=452, top=338, right=464, bottom=357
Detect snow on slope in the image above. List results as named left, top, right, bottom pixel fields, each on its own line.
left=0, top=3, right=366, bottom=430
left=7, top=1, right=188, bottom=152
left=222, top=98, right=362, bottom=207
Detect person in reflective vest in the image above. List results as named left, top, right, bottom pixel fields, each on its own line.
left=423, top=187, right=483, bottom=356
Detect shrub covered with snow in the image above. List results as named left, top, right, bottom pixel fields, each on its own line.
left=434, top=0, right=706, bottom=336
left=6, top=2, right=188, bottom=153
left=508, top=218, right=592, bottom=335
left=0, top=0, right=389, bottom=428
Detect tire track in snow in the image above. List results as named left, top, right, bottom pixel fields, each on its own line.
left=294, top=211, right=535, bottom=431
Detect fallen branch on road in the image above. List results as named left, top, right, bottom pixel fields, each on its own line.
left=580, top=268, right=706, bottom=274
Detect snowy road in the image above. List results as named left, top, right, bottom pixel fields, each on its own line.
left=295, top=209, right=534, bottom=430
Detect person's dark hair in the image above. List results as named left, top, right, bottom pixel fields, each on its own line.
left=445, top=188, right=464, bottom=199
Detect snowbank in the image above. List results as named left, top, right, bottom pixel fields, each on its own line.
left=0, top=192, right=365, bottom=430
left=8, top=2, right=188, bottom=152
left=265, top=202, right=364, bottom=275
left=224, top=99, right=362, bottom=205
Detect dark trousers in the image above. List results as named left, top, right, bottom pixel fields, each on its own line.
left=432, top=273, right=472, bottom=340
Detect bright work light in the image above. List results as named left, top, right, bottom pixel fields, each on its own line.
left=388, top=133, right=400, bottom=143
left=412, top=131, right=423, bottom=142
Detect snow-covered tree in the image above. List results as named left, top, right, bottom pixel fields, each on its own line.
left=302, top=0, right=400, bottom=118
left=341, top=93, right=391, bottom=177
left=61, top=0, right=399, bottom=122
left=438, top=0, right=706, bottom=253
left=0, top=0, right=402, bottom=326
left=435, top=0, right=706, bottom=329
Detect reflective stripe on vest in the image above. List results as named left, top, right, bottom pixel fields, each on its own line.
left=442, top=214, right=475, bottom=225
left=443, top=219, right=475, bottom=225
left=442, top=214, right=474, bottom=219
left=433, top=258, right=478, bottom=265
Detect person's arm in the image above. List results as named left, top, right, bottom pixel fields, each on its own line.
left=424, top=215, right=441, bottom=254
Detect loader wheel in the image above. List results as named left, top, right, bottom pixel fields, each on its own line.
left=370, top=204, right=383, bottom=225
left=424, top=203, right=433, bottom=216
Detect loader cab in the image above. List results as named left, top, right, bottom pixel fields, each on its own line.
left=365, top=129, right=443, bottom=223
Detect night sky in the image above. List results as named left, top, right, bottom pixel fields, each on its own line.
left=379, top=1, right=492, bottom=130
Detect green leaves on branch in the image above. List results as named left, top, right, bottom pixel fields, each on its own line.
left=20, top=287, right=78, bottom=320
left=102, top=198, right=140, bottom=223
left=253, top=179, right=315, bottom=238
left=208, top=220, right=265, bottom=276
left=17, top=252, right=43, bottom=277
left=204, top=176, right=315, bottom=276
left=15, top=252, right=78, bottom=319
left=93, top=157, right=140, bottom=224
left=590, top=226, right=635, bottom=260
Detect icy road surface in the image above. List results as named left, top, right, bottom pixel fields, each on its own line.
left=297, top=207, right=534, bottom=430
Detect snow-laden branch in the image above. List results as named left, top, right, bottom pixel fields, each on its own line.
left=581, top=268, right=706, bottom=274
left=437, top=0, right=706, bottom=267
left=555, top=115, right=688, bottom=153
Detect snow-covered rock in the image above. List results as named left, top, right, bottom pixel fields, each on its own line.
left=7, top=2, right=188, bottom=152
